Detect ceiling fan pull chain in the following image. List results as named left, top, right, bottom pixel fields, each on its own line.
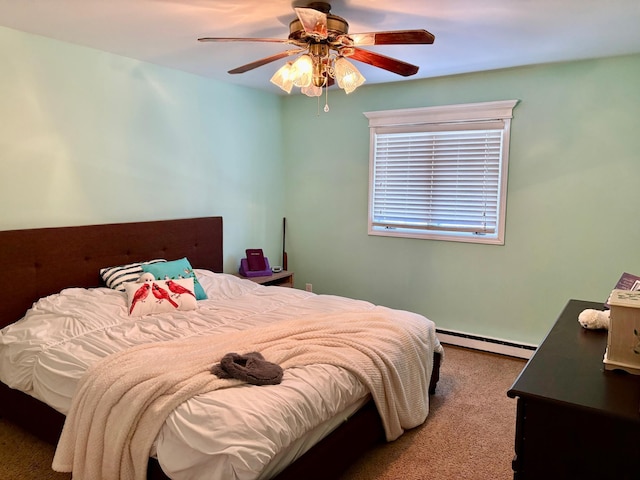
left=324, top=83, right=330, bottom=113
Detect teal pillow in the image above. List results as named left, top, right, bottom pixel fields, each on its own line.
left=141, top=257, right=207, bottom=300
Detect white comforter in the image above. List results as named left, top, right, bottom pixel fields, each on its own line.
left=0, top=271, right=442, bottom=480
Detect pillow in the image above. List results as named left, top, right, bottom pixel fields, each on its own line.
left=141, top=257, right=207, bottom=300
left=124, top=278, right=197, bottom=317
left=100, top=259, right=166, bottom=292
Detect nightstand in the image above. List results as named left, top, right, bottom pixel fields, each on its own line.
left=237, top=270, right=294, bottom=288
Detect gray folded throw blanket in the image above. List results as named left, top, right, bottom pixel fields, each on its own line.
left=211, top=351, right=284, bottom=386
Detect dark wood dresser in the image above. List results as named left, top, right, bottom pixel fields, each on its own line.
left=507, top=299, right=640, bottom=480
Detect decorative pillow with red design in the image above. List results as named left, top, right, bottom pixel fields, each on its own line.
left=123, top=277, right=197, bottom=317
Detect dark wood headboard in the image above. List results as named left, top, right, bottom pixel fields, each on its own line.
left=0, top=217, right=223, bottom=328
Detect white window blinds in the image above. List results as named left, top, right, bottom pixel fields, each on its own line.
left=365, top=100, right=518, bottom=244
left=372, top=124, right=504, bottom=234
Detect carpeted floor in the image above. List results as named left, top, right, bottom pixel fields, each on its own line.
left=339, top=345, right=526, bottom=480
left=0, top=345, right=525, bottom=480
left=0, top=419, right=71, bottom=480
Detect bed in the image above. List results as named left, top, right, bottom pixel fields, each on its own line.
left=0, top=216, right=443, bottom=480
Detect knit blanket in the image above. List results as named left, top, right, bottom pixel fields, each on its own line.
left=52, top=306, right=441, bottom=480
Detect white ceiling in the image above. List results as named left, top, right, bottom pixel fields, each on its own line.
left=1, top=0, right=640, bottom=94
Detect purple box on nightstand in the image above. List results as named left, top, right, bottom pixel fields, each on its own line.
left=239, top=257, right=272, bottom=277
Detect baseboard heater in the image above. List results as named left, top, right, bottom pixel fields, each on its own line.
left=436, top=328, right=536, bottom=359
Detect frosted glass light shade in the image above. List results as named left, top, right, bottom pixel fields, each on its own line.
left=301, top=84, right=323, bottom=97
left=270, top=62, right=294, bottom=93
left=291, top=54, right=313, bottom=88
left=334, top=57, right=366, bottom=94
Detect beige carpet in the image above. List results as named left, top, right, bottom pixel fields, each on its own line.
left=0, top=418, right=71, bottom=480
left=0, top=345, right=525, bottom=480
left=339, top=346, right=526, bottom=480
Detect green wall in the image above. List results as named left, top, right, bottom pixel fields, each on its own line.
left=282, top=54, right=640, bottom=345
left=0, top=27, right=285, bottom=272
left=2, top=24, right=639, bottom=346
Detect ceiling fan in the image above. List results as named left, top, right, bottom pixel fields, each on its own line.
left=198, top=2, right=435, bottom=96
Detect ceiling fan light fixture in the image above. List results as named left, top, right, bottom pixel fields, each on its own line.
left=270, top=62, right=295, bottom=93
left=291, top=54, right=314, bottom=88
left=200, top=3, right=433, bottom=110
left=334, top=56, right=366, bottom=94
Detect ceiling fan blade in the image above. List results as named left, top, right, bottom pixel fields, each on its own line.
left=228, top=49, right=303, bottom=74
left=294, top=6, right=328, bottom=37
left=348, top=48, right=420, bottom=77
left=350, top=29, right=435, bottom=46
left=198, top=37, right=292, bottom=44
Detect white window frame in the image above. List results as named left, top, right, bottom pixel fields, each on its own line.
left=364, top=100, right=518, bottom=245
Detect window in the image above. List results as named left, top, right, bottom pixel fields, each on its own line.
left=364, top=100, right=518, bottom=245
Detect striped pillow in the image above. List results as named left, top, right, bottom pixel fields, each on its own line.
left=100, top=259, right=166, bottom=292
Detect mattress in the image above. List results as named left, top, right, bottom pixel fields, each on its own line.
left=0, top=271, right=441, bottom=479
